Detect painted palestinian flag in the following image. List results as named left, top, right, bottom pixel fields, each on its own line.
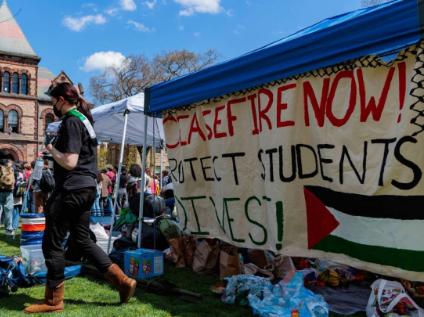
left=304, top=186, right=424, bottom=272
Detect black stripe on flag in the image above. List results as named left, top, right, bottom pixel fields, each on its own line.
left=305, top=185, right=424, bottom=220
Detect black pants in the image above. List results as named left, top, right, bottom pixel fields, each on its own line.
left=43, top=187, right=112, bottom=288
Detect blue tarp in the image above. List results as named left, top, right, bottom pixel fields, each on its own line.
left=145, top=0, right=424, bottom=114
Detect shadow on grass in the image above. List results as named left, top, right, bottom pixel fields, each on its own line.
left=0, top=235, right=253, bottom=317
left=83, top=263, right=253, bottom=317
left=0, top=293, right=37, bottom=312
left=0, top=231, right=21, bottom=248
left=0, top=294, right=118, bottom=312
left=65, top=299, right=118, bottom=307
left=129, top=265, right=254, bottom=317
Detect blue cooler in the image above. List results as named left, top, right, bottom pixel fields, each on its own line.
left=124, top=248, right=164, bottom=280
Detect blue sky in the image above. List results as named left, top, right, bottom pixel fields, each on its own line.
left=8, top=0, right=366, bottom=101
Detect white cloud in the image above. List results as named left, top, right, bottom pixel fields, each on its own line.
left=105, top=7, right=119, bottom=16
left=144, top=0, right=157, bottom=9
left=82, top=51, right=127, bottom=72
left=63, top=14, right=106, bottom=32
left=120, top=0, right=137, bottom=11
left=174, top=0, right=222, bottom=16
left=128, top=20, right=154, bottom=32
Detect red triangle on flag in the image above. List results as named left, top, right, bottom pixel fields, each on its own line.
left=304, top=187, right=340, bottom=249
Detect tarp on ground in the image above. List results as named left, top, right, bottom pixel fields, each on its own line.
left=144, top=0, right=424, bottom=282
left=47, top=93, right=164, bottom=146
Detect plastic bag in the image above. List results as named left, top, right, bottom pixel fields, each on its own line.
left=248, top=272, right=329, bottom=317
left=272, top=255, right=296, bottom=282
left=222, top=275, right=272, bottom=305
left=167, top=237, right=186, bottom=268
left=192, top=239, right=219, bottom=273
left=366, top=279, right=424, bottom=317
left=219, top=247, right=241, bottom=279
left=222, top=272, right=328, bottom=317
left=90, top=223, right=109, bottom=240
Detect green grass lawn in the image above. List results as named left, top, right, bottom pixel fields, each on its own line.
left=0, top=231, right=253, bottom=317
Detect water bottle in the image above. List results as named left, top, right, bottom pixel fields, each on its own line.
left=32, top=158, right=44, bottom=181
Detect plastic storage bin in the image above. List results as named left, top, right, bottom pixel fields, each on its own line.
left=124, top=248, right=164, bottom=280
left=20, top=213, right=45, bottom=246
left=20, top=245, right=46, bottom=274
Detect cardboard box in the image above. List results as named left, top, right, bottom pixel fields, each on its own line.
left=124, top=248, right=164, bottom=280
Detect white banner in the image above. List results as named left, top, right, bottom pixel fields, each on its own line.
left=164, top=43, right=424, bottom=281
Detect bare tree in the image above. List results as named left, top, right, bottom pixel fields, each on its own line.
left=90, top=49, right=218, bottom=104
left=152, top=49, right=218, bottom=82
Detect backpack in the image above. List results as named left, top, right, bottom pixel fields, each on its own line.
left=0, top=256, right=37, bottom=296
left=13, top=177, right=26, bottom=198
left=0, top=164, right=15, bottom=191
left=39, top=169, right=55, bottom=192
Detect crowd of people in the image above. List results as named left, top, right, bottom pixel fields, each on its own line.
left=94, top=163, right=175, bottom=218
left=0, top=148, right=175, bottom=237
left=0, top=151, right=54, bottom=236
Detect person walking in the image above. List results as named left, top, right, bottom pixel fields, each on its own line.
left=33, top=160, right=54, bottom=213
left=116, top=167, right=128, bottom=209
left=24, top=82, right=136, bottom=314
left=23, top=162, right=32, bottom=182
left=12, top=163, right=25, bottom=231
left=100, top=169, right=112, bottom=215
left=0, top=150, right=15, bottom=236
left=106, top=165, right=116, bottom=192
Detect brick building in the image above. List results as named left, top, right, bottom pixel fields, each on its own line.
left=0, top=1, right=71, bottom=162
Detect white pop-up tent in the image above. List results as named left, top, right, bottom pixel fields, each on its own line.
left=92, top=93, right=165, bottom=252
left=47, top=92, right=164, bottom=252
left=46, top=93, right=164, bottom=146
left=91, top=93, right=164, bottom=146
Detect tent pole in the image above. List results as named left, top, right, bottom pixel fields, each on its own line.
left=137, top=114, right=149, bottom=248
left=159, top=149, right=163, bottom=190
left=156, top=119, right=163, bottom=189
left=107, top=110, right=129, bottom=253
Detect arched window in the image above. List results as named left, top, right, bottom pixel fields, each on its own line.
left=12, top=73, right=19, bottom=94
left=8, top=110, right=18, bottom=133
left=2, top=72, right=10, bottom=93
left=21, top=73, right=28, bottom=95
left=0, top=110, right=4, bottom=132
left=45, top=113, right=54, bottom=132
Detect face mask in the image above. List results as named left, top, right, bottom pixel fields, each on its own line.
left=53, top=104, right=62, bottom=118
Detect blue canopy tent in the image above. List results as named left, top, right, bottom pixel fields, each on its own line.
left=145, top=0, right=424, bottom=114
left=136, top=0, right=424, bottom=248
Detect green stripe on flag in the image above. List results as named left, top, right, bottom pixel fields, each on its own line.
left=314, top=235, right=424, bottom=272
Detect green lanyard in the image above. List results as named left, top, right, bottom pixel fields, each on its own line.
left=65, top=108, right=97, bottom=140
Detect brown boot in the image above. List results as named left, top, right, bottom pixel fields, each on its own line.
left=105, top=263, right=137, bottom=304
left=24, top=282, right=64, bottom=314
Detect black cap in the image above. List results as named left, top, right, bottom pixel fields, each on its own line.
left=45, top=83, right=56, bottom=97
